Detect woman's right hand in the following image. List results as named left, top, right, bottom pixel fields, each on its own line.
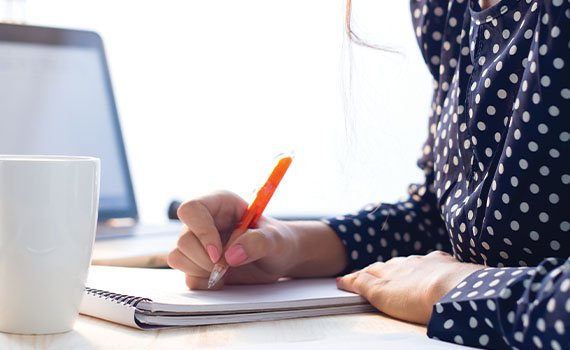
left=166, top=190, right=301, bottom=289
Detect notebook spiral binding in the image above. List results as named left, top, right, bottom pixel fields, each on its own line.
left=85, top=288, right=152, bottom=308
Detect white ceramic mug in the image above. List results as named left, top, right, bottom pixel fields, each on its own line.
left=0, top=155, right=100, bottom=334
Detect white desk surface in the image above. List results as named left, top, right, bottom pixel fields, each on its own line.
left=3, top=240, right=433, bottom=349
left=0, top=312, right=428, bottom=349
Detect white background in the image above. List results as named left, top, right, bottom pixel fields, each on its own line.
left=4, top=0, right=434, bottom=222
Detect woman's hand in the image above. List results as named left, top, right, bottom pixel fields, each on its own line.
left=336, top=251, right=484, bottom=324
left=167, top=190, right=299, bottom=289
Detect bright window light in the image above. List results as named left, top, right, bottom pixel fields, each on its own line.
left=20, top=0, right=433, bottom=222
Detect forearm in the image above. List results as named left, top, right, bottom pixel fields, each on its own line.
left=284, top=220, right=348, bottom=278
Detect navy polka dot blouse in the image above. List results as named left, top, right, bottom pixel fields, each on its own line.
left=324, top=0, right=569, bottom=348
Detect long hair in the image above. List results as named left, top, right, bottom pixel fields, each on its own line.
left=345, top=0, right=400, bottom=52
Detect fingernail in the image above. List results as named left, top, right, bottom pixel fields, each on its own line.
left=225, top=244, right=247, bottom=265
left=206, top=245, right=220, bottom=263
left=336, top=277, right=342, bottom=283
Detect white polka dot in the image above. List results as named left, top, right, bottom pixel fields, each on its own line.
left=510, top=177, right=518, bottom=187
left=514, top=129, right=521, bottom=140
left=354, top=233, right=362, bottom=242
left=502, top=29, right=510, bottom=39
left=497, top=89, right=507, bottom=99
left=533, top=319, right=546, bottom=334
left=554, top=58, right=565, bottom=69
left=509, top=73, right=519, bottom=83
left=547, top=298, right=557, bottom=312
left=530, top=184, right=540, bottom=194
left=549, top=106, right=560, bottom=117
left=509, top=45, right=518, bottom=55
left=474, top=280, right=483, bottom=288
left=351, top=250, right=359, bottom=260
left=540, top=165, right=550, bottom=176
left=454, top=335, right=464, bottom=345
left=500, top=288, right=512, bottom=299
left=444, top=319, right=454, bottom=329
left=469, top=300, right=478, bottom=311
left=435, top=303, right=444, bottom=313
left=530, top=61, right=537, bottom=73
left=530, top=230, right=540, bottom=241
left=549, top=193, right=560, bottom=204
left=560, top=132, right=570, bottom=142
left=479, top=334, right=489, bottom=346
left=551, top=240, right=561, bottom=251
left=522, top=111, right=530, bottom=122
left=533, top=336, right=543, bottom=348
left=561, top=221, right=570, bottom=231
left=510, top=221, right=520, bottom=231
left=528, top=141, right=539, bottom=152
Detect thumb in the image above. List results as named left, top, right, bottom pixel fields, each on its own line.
left=224, top=227, right=274, bottom=266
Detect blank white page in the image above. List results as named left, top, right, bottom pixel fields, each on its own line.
left=86, top=266, right=367, bottom=314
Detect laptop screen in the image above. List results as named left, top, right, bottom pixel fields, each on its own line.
left=0, top=24, right=137, bottom=221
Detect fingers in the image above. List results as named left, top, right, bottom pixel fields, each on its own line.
left=337, top=271, right=387, bottom=303
left=224, top=226, right=276, bottom=267
left=167, top=247, right=208, bottom=277
left=177, top=199, right=224, bottom=264
left=167, top=249, right=225, bottom=290
left=176, top=229, right=214, bottom=272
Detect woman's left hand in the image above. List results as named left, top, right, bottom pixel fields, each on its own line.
left=336, top=251, right=484, bottom=324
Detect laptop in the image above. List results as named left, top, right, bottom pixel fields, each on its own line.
left=0, top=23, right=181, bottom=266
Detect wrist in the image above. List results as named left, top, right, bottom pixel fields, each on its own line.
left=426, top=261, right=485, bottom=307
left=284, top=221, right=347, bottom=278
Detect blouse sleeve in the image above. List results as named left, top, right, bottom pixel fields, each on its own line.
left=324, top=172, right=452, bottom=273
left=428, top=257, right=570, bottom=349
left=410, top=0, right=461, bottom=80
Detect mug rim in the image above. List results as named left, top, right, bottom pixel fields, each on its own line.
left=0, top=155, right=99, bottom=162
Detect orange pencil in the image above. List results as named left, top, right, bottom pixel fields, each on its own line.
left=207, top=154, right=293, bottom=288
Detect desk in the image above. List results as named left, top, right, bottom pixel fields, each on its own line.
left=0, top=312, right=426, bottom=349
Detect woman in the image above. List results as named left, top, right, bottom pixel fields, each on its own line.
left=167, top=0, right=569, bottom=348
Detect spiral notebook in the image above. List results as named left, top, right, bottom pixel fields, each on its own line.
left=79, top=266, right=375, bottom=329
